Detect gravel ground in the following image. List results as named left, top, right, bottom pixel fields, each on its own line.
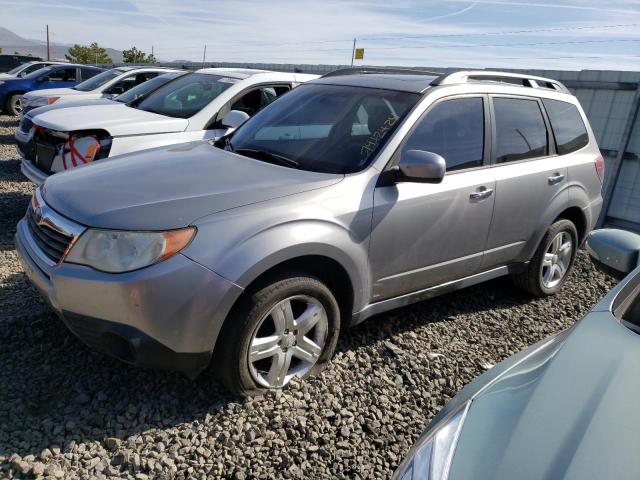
left=0, top=113, right=616, bottom=479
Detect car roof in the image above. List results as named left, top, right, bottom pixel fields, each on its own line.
left=113, top=66, right=178, bottom=72
left=312, top=73, right=438, bottom=93
left=194, top=67, right=272, bottom=79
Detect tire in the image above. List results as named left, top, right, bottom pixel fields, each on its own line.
left=216, top=273, right=341, bottom=396
left=513, top=219, right=578, bottom=297
left=5, top=94, right=23, bottom=116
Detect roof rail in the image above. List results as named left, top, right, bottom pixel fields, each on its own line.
left=431, top=70, right=570, bottom=93
left=323, top=67, right=444, bottom=78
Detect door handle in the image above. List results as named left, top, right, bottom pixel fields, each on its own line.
left=548, top=174, right=565, bottom=185
left=469, top=187, right=494, bottom=201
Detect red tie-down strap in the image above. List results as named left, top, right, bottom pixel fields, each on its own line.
left=62, top=135, right=101, bottom=170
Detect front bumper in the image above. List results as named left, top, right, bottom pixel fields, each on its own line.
left=15, top=217, right=243, bottom=374
left=15, top=125, right=49, bottom=185
left=20, top=158, right=48, bottom=185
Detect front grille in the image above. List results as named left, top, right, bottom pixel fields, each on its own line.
left=26, top=205, right=73, bottom=263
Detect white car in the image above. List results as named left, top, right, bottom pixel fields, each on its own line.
left=0, top=61, right=68, bottom=79
left=20, top=66, right=180, bottom=115
left=17, top=68, right=317, bottom=185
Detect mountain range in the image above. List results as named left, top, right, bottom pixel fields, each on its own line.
left=0, top=26, right=123, bottom=62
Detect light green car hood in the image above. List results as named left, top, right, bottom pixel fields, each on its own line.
left=449, top=311, right=640, bottom=480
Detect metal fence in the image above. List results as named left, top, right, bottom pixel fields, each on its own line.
left=116, top=62, right=640, bottom=231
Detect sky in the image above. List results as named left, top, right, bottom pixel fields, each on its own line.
left=1, top=0, right=640, bottom=70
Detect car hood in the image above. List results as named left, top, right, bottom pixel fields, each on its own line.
left=0, top=73, right=17, bottom=79
left=42, top=141, right=343, bottom=230
left=28, top=98, right=116, bottom=116
left=23, top=87, right=76, bottom=99
left=450, top=312, right=640, bottom=480
left=32, top=103, right=188, bottom=136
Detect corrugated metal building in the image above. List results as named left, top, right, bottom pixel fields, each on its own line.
left=152, top=61, right=640, bottom=230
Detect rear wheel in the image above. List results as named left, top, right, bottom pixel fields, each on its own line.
left=513, top=219, right=578, bottom=297
left=216, top=273, right=340, bottom=396
left=5, top=94, right=23, bottom=116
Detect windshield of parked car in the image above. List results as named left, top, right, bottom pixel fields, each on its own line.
left=226, top=84, right=419, bottom=174
left=115, top=72, right=184, bottom=103
left=133, top=72, right=238, bottom=119
left=72, top=69, right=122, bottom=91
left=7, top=63, right=31, bottom=75
left=24, top=65, right=56, bottom=79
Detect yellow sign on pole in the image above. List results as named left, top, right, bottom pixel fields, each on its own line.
left=354, top=48, right=365, bottom=60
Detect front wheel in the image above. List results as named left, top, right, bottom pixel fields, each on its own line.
left=216, top=274, right=340, bottom=396
left=5, top=94, right=23, bottom=116
left=513, top=219, right=578, bottom=297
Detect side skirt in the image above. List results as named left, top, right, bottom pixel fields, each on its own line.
left=350, top=263, right=526, bottom=326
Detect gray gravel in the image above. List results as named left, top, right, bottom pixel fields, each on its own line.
left=0, top=113, right=616, bottom=479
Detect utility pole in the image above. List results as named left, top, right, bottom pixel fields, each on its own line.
left=202, top=44, right=207, bottom=68
left=46, top=24, right=50, bottom=60
left=350, top=38, right=356, bottom=66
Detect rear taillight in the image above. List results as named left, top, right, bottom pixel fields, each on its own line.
left=595, top=155, right=605, bottom=182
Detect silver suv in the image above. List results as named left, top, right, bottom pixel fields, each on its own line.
left=16, top=69, right=604, bottom=395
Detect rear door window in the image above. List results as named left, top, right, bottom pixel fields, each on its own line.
left=493, top=97, right=548, bottom=163
left=46, top=67, right=78, bottom=82
left=402, top=97, right=485, bottom=172
left=542, top=99, right=589, bottom=155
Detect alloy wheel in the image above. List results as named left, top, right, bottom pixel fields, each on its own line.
left=248, top=295, right=328, bottom=388
left=12, top=97, right=22, bottom=114
left=541, top=231, right=573, bottom=288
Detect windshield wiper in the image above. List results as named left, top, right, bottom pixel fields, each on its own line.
left=234, top=148, right=299, bottom=168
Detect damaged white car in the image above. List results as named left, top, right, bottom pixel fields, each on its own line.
left=16, top=68, right=317, bottom=185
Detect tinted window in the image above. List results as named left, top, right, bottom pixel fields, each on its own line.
left=46, top=67, right=77, bottom=81
left=403, top=97, right=484, bottom=172
left=80, top=68, right=101, bottom=81
left=494, top=98, right=548, bottom=163
left=227, top=84, right=418, bottom=174
left=134, top=73, right=238, bottom=119
left=542, top=99, right=589, bottom=155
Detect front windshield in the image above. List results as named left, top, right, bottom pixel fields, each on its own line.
left=24, top=66, right=55, bottom=79
left=134, top=72, right=238, bottom=119
left=227, top=84, right=419, bottom=174
left=72, top=69, right=121, bottom=92
left=7, top=63, right=31, bottom=75
left=116, top=72, right=184, bottom=103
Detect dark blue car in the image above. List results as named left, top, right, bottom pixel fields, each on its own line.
left=0, top=64, right=104, bottom=115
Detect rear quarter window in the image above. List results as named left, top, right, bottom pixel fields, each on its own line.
left=542, top=99, right=589, bottom=155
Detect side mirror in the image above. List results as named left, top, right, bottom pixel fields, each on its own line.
left=108, top=86, right=125, bottom=96
left=395, top=150, right=446, bottom=184
left=37, top=76, right=49, bottom=83
left=586, top=229, right=640, bottom=279
left=221, top=110, right=250, bottom=129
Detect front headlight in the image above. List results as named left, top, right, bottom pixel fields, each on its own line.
left=46, top=96, right=60, bottom=105
left=65, top=228, right=196, bottom=273
left=393, top=402, right=470, bottom=480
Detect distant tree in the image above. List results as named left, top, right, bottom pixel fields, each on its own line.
left=122, top=46, right=156, bottom=64
left=65, top=43, right=112, bottom=64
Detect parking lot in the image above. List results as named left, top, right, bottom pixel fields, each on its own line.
left=0, top=113, right=616, bottom=479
